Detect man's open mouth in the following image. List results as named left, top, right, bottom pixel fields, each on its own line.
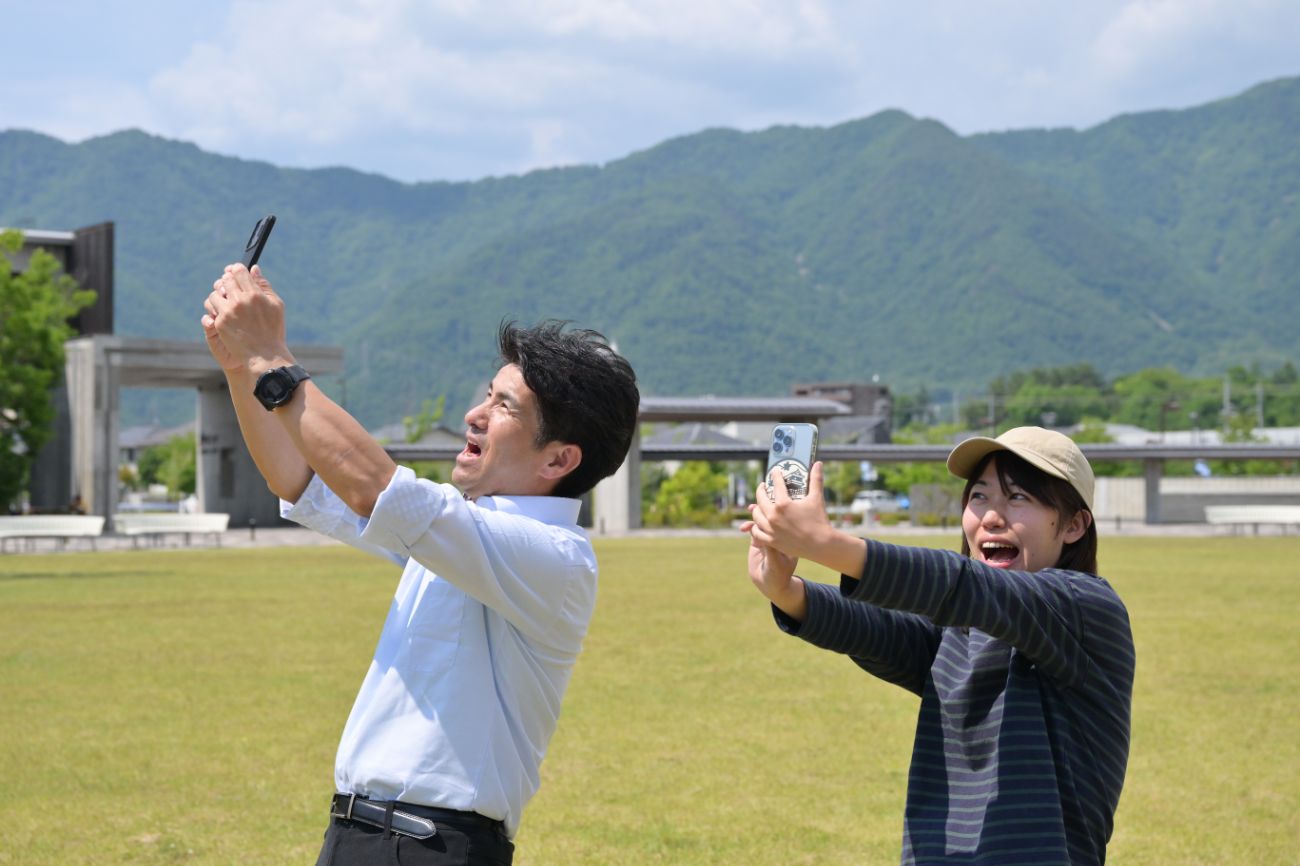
left=462, top=440, right=482, bottom=458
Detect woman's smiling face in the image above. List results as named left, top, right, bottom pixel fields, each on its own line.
left=962, top=458, right=1088, bottom=573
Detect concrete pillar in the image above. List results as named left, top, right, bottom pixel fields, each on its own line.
left=64, top=338, right=119, bottom=526
left=197, top=382, right=281, bottom=529
left=1143, top=458, right=1162, bottom=525
left=59, top=336, right=341, bottom=531
left=593, top=434, right=641, bottom=534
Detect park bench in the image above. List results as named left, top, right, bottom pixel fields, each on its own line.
left=1204, top=505, right=1300, bottom=535
left=0, top=515, right=106, bottom=552
left=112, top=512, right=231, bottom=548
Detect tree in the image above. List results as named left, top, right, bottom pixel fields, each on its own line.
left=1110, top=367, right=1219, bottom=432
left=403, top=395, right=450, bottom=482
left=877, top=424, right=964, bottom=498
left=403, top=396, right=447, bottom=443
left=1208, top=412, right=1289, bottom=477
left=820, top=460, right=862, bottom=508
left=644, top=461, right=729, bottom=527
left=137, top=433, right=197, bottom=497
left=1071, top=418, right=1140, bottom=478
left=892, top=385, right=933, bottom=428
left=975, top=364, right=1113, bottom=429
left=1001, top=384, right=1110, bottom=428
left=0, top=230, right=96, bottom=509
left=1266, top=362, right=1300, bottom=427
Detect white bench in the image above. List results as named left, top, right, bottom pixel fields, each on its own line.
left=113, top=513, right=231, bottom=547
left=1204, top=505, right=1300, bottom=535
left=0, top=515, right=106, bottom=552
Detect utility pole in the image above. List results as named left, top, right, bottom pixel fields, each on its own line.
left=1222, top=377, right=1232, bottom=433
left=1257, top=381, right=1265, bottom=429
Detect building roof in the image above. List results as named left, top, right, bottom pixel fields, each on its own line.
left=369, top=422, right=464, bottom=448
left=119, top=420, right=196, bottom=451
left=819, top=414, right=891, bottom=444
left=642, top=422, right=753, bottom=448
left=1092, top=423, right=1300, bottom=447
left=638, top=395, right=851, bottom=422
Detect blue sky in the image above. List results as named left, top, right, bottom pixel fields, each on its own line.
left=3, top=0, right=1298, bottom=183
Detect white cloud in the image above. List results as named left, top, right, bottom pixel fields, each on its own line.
left=1094, top=0, right=1300, bottom=75
left=540, top=0, right=843, bottom=55
left=136, top=0, right=862, bottom=178
left=1094, top=0, right=1239, bottom=80
left=3, top=0, right=1297, bottom=180
left=3, top=78, right=163, bottom=142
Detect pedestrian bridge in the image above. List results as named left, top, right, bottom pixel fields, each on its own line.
left=387, top=409, right=1300, bottom=530
left=51, top=337, right=1300, bottom=533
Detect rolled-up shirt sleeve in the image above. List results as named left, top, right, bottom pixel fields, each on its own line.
left=281, top=474, right=408, bottom=566
left=359, top=466, right=596, bottom=650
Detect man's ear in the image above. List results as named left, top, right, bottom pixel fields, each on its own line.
left=539, top=443, right=582, bottom=482
left=1060, top=509, right=1091, bottom=544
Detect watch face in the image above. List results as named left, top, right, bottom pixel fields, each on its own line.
left=262, top=373, right=291, bottom=402
left=256, top=368, right=300, bottom=408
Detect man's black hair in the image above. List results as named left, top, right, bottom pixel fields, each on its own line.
left=498, top=319, right=640, bottom=499
left=959, top=450, right=1099, bottom=574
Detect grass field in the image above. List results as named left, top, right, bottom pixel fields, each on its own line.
left=2, top=534, right=1298, bottom=864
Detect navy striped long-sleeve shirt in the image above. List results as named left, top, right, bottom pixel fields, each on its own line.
left=776, top=539, right=1135, bottom=865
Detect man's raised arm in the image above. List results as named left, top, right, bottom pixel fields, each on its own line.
left=202, top=293, right=313, bottom=502
left=204, top=264, right=396, bottom=515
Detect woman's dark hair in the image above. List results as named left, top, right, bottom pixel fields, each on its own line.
left=498, top=319, right=640, bottom=499
left=959, top=450, right=1098, bottom=574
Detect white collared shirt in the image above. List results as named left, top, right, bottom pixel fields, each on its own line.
left=281, top=465, right=597, bottom=838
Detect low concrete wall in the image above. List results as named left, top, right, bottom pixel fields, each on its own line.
left=1094, top=476, right=1300, bottom=524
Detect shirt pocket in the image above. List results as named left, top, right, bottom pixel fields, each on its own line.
left=400, top=576, right=466, bottom=674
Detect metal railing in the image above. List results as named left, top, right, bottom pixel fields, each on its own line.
left=385, top=442, right=1300, bottom=463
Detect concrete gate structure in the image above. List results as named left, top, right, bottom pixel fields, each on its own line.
left=11, top=223, right=348, bottom=529
left=63, top=336, right=343, bottom=530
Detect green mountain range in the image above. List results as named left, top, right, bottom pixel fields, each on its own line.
left=2, top=77, right=1296, bottom=427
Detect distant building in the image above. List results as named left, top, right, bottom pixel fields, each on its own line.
left=12, top=223, right=115, bottom=512
left=368, top=421, right=465, bottom=449
left=643, top=422, right=755, bottom=474
left=792, top=381, right=893, bottom=444
left=1084, top=423, right=1300, bottom=447
left=119, top=420, right=197, bottom=464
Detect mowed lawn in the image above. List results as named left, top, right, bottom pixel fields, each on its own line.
left=1, top=533, right=1297, bottom=865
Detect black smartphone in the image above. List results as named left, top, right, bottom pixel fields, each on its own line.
left=240, top=215, right=276, bottom=268
left=765, top=423, right=819, bottom=499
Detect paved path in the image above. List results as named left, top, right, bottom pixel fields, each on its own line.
left=2, top=517, right=1287, bottom=556
left=1, top=524, right=338, bottom=555
left=601, top=519, right=1244, bottom=541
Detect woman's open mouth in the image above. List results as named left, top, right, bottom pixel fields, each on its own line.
left=980, top=540, right=1020, bottom=567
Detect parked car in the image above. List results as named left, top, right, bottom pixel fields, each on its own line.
left=849, top=489, right=903, bottom=515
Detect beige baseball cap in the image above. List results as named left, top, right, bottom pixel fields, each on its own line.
left=946, top=426, right=1095, bottom=510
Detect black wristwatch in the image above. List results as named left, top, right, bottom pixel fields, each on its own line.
left=253, top=364, right=311, bottom=411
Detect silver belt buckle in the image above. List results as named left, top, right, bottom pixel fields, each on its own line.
left=332, top=793, right=356, bottom=821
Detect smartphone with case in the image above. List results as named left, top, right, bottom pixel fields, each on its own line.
left=240, top=215, right=276, bottom=268
left=765, top=423, right=818, bottom=499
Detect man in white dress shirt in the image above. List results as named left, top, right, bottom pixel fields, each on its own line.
left=202, top=263, right=640, bottom=865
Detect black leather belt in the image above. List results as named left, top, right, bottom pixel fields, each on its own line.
left=330, top=793, right=504, bottom=840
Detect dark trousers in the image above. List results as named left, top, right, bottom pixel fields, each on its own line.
left=315, top=812, right=514, bottom=866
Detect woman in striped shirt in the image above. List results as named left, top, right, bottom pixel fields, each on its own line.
left=744, top=426, right=1135, bottom=865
